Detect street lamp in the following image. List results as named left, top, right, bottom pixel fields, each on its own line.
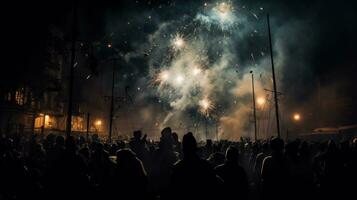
left=95, top=119, right=102, bottom=132
left=293, top=113, right=301, bottom=121
left=250, top=70, right=257, bottom=141
left=257, top=97, right=266, bottom=107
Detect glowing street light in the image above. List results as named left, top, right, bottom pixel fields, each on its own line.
left=44, top=115, right=50, bottom=128
left=95, top=120, right=102, bottom=126
left=293, top=113, right=301, bottom=121
left=94, top=119, right=102, bottom=132
left=257, top=97, right=266, bottom=106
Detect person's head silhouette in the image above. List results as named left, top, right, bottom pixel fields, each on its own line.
left=327, top=140, right=337, bottom=153
left=270, top=137, right=284, bottom=153
left=172, top=132, right=179, bottom=142
left=225, top=145, right=239, bottom=163
left=133, top=130, right=142, bottom=140
left=161, top=127, right=172, bottom=139
left=182, top=132, right=197, bottom=158
left=65, top=136, right=76, bottom=154
left=56, top=135, right=65, bottom=147
left=116, top=148, right=136, bottom=165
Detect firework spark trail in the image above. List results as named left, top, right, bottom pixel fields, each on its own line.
left=144, top=1, right=274, bottom=139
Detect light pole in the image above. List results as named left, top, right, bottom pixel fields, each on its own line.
left=250, top=70, right=258, bottom=141
left=108, top=60, right=116, bottom=143
left=66, top=1, right=78, bottom=138
left=86, top=112, right=90, bottom=141
left=267, top=14, right=281, bottom=138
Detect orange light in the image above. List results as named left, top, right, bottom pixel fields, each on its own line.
left=256, top=97, right=266, bottom=106
left=95, top=120, right=102, bottom=126
left=293, top=113, right=301, bottom=121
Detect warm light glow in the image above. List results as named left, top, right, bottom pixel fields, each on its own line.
left=107, top=43, right=112, bottom=48
left=293, top=113, right=301, bottom=121
left=159, top=70, right=170, bottom=82
left=44, top=115, right=51, bottom=128
left=95, top=120, right=102, bottom=126
left=257, top=97, right=266, bottom=106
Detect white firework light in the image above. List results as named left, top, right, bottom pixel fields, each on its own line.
left=195, top=1, right=239, bottom=31
left=172, top=34, right=185, bottom=50
left=148, top=1, right=270, bottom=139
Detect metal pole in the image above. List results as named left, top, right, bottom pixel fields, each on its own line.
left=31, top=111, right=36, bottom=135
left=205, top=117, right=208, bottom=140
left=86, top=112, right=90, bottom=141
left=41, top=114, right=45, bottom=135
left=109, top=60, right=115, bottom=143
left=215, top=121, right=219, bottom=141
left=267, top=14, right=281, bottom=138
left=251, top=71, right=257, bottom=141
left=66, top=2, right=78, bottom=138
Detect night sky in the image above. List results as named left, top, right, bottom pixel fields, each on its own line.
left=3, top=0, right=357, bottom=140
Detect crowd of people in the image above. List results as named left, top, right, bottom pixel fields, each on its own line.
left=0, top=127, right=356, bottom=200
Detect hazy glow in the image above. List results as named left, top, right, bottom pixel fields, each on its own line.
left=257, top=97, right=266, bottom=106
left=172, top=35, right=185, bottom=49
left=217, top=2, right=230, bottom=19
left=199, top=98, right=214, bottom=116
left=195, top=1, right=236, bottom=30
left=293, top=113, right=301, bottom=121
left=95, top=120, right=102, bottom=126
left=175, top=75, right=184, bottom=85
left=158, top=70, right=170, bottom=82
left=214, top=2, right=233, bottom=23
left=147, top=0, right=271, bottom=140
left=192, top=66, right=202, bottom=76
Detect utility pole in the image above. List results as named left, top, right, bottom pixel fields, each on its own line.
left=267, top=14, right=281, bottom=138
left=86, top=112, right=90, bottom=141
left=215, top=121, right=219, bottom=141
left=108, top=60, right=116, bottom=143
left=250, top=71, right=257, bottom=141
left=66, top=1, right=78, bottom=138
left=31, top=111, right=36, bottom=135
left=41, top=114, right=45, bottom=135
left=205, top=117, right=208, bottom=140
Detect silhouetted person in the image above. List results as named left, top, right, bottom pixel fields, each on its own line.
left=115, top=149, right=148, bottom=199
left=319, top=140, right=344, bottom=198
left=45, top=136, right=90, bottom=200
left=167, top=132, right=220, bottom=200
left=207, top=151, right=225, bottom=167
left=129, top=130, right=149, bottom=170
left=150, top=127, right=178, bottom=196
left=295, top=141, right=314, bottom=198
left=215, top=145, right=249, bottom=199
left=254, top=142, right=269, bottom=180
left=261, top=137, right=289, bottom=199
left=88, top=142, right=113, bottom=197
left=172, top=132, right=182, bottom=157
